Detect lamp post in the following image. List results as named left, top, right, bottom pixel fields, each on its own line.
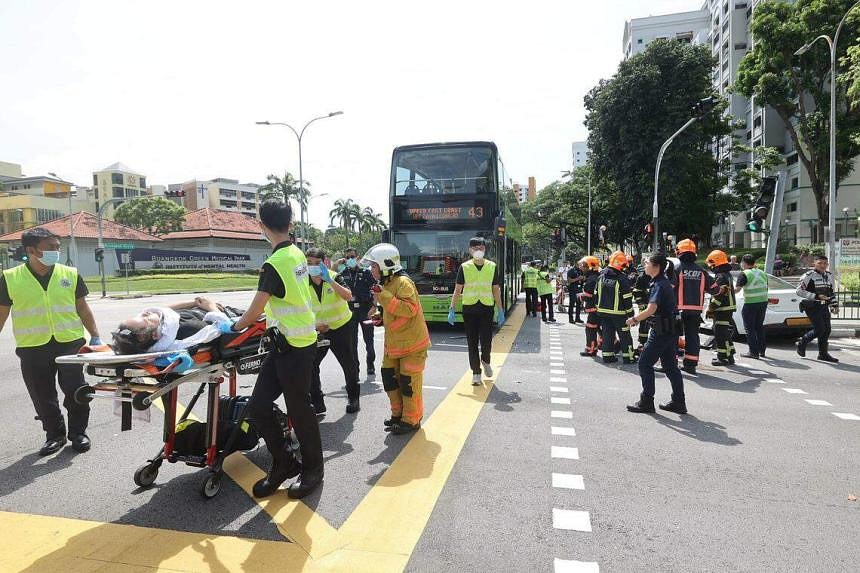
left=795, top=0, right=860, bottom=282
left=256, top=111, right=343, bottom=249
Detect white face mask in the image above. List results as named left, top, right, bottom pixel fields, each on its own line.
left=472, top=250, right=485, bottom=260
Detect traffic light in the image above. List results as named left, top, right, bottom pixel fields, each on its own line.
left=94, top=248, right=104, bottom=263
left=494, top=215, right=507, bottom=239
left=164, top=190, right=185, bottom=198
left=552, top=228, right=565, bottom=248
left=747, top=176, right=777, bottom=233
left=692, top=96, right=716, bottom=117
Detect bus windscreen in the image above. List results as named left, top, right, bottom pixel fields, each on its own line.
left=393, top=146, right=494, bottom=196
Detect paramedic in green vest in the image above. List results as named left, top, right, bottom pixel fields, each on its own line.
left=222, top=200, right=323, bottom=500
left=305, top=247, right=361, bottom=415
left=736, top=254, right=769, bottom=359
left=449, top=237, right=505, bottom=385
left=537, top=263, right=556, bottom=323
left=0, top=228, right=102, bottom=456
left=522, top=260, right=540, bottom=317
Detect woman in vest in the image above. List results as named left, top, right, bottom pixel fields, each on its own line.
left=305, top=247, right=361, bottom=415
left=449, top=237, right=505, bottom=385
left=222, top=200, right=323, bottom=499
left=537, top=263, right=557, bottom=323
left=735, top=254, right=769, bottom=359
left=0, top=228, right=101, bottom=456
left=362, top=243, right=431, bottom=435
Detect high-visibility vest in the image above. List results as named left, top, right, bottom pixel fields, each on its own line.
left=461, top=259, right=496, bottom=306
left=742, top=268, right=769, bottom=304
left=596, top=269, right=633, bottom=316
left=537, top=271, right=554, bottom=296
left=3, top=263, right=85, bottom=348
left=310, top=271, right=353, bottom=330
left=523, top=267, right=539, bottom=288
left=264, top=246, right=318, bottom=348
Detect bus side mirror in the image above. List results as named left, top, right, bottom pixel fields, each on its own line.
left=381, top=229, right=390, bottom=243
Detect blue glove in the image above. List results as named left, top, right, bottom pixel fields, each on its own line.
left=496, top=308, right=506, bottom=326
left=89, top=336, right=103, bottom=346
left=155, top=352, right=195, bottom=373
left=447, top=308, right=456, bottom=325
left=218, top=320, right=237, bottom=334
left=319, top=263, right=333, bottom=283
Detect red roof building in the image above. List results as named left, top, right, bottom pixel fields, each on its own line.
left=159, top=208, right=265, bottom=241
left=0, top=211, right=162, bottom=243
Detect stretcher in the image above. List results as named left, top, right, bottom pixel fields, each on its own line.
left=56, top=319, right=276, bottom=498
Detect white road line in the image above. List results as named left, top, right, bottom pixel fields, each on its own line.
left=805, top=399, right=833, bottom=406
left=550, top=386, right=569, bottom=393
left=832, top=412, right=860, bottom=421
left=782, top=388, right=808, bottom=394
left=552, top=473, right=585, bottom=490
left=764, top=378, right=785, bottom=384
left=552, top=509, right=592, bottom=532
left=747, top=370, right=770, bottom=376
left=551, top=410, right=573, bottom=419
left=554, top=559, right=599, bottom=573
left=552, top=397, right=572, bottom=405
left=551, top=369, right=567, bottom=375
left=552, top=426, right=576, bottom=436
left=550, top=377, right=568, bottom=383
left=424, top=385, right=448, bottom=390
left=551, top=446, right=579, bottom=459
left=551, top=362, right=565, bottom=367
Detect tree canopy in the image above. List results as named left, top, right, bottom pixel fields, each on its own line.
left=735, top=0, right=860, bottom=229
left=259, top=172, right=310, bottom=209
left=113, top=196, right=185, bottom=236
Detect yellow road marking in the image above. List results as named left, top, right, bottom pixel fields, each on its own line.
left=1, top=303, right=527, bottom=572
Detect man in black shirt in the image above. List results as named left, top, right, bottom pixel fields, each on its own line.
left=336, top=247, right=378, bottom=378
left=567, top=262, right=584, bottom=323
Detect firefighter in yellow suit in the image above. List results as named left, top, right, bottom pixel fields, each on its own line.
left=361, top=243, right=431, bottom=435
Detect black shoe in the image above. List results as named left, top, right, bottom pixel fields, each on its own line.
left=575, top=319, right=584, bottom=324
left=69, top=434, right=91, bottom=453
left=627, top=397, right=655, bottom=413
left=38, top=437, right=67, bottom=456
left=253, top=454, right=301, bottom=498
left=727, top=356, right=736, bottom=365
left=654, top=366, right=667, bottom=373
left=681, top=365, right=697, bottom=376
left=312, top=399, right=327, bottom=415
left=711, top=358, right=728, bottom=366
left=818, top=354, right=839, bottom=363
left=549, top=318, right=557, bottom=323
left=383, top=416, right=401, bottom=429
left=390, top=420, right=421, bottom=435
left=602, top=356, right=618, bottom=364
left=287, top=466, right=324, bottom=499
left=741, top=352, right=759, bottom=359
left=346, top=398, right=361, bottom=414
left=796, top=340, right=807, bottom=357
left=579, top=351, right=596, bottom=357
left=623, top=358, right=637, bottom=364
left=659, top=401, right=688, bottom=414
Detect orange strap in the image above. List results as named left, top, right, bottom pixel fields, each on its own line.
left=386, top=336, right=431, bottom=357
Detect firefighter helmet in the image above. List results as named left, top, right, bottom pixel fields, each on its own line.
left=579, top=256, right=600, bottom=272
left=608, top=250, right=627, bottom=271
left=675, top=239, right=697, bottom=256
left=706, top=249, right=728, bottom=268
left=361, top=243, right=403, bottom=276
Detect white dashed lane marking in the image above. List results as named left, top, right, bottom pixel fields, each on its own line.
left=804, top=399, right=833, bottom=406
left=782, top=388, right=808, bottom=394
left=550, top=369, right=567, bottom=375
left=551, top=446, right=580, bottom=460
left=832, top=413, right=860, bottom=421
left=552, top=509, right=592, bottom=532
left=552, top=397, right=572, bottom=405
left=552, top=410, right=573, bottom=419
left=764, top=378, right=785, bottom=384
left=550, top=386, right=569, bottom=393
left=552, top=427, right=576, bottom=436
left=552, top=473, right=585, bottom=490
left=550, top=377, right=568, bottom=383
left=554, top=559, right=600, bottom=573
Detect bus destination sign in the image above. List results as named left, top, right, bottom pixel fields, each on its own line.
left=402, top=206, right=485, bottom=222
left=392, top=198, right=494, bottom=226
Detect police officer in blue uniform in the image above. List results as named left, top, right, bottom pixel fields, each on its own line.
left=337, top=247, right=378, bottom=378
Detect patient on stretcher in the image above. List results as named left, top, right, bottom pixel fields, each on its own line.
left=111, top=296, right=239, bottom=355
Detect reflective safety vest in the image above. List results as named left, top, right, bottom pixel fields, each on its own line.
left=3, top=263, right=85, bottom=348
left=523, top=267, right=539, bottom=288
left=537, top=271, right=554, bottom=296
left=710, top=270, right=737, bottom=312
left=461, top=259, right=496, bottom=306
left=677, top=262, right=709, bottom=311
left=596, top=269, right=633, bottom=316
left=264, top=245, right=318, bottom=348
left=310, top=271, right=353, bottom=330
left=741, top=268, right=769, bottom=304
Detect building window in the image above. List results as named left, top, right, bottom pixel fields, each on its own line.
left=637, top=38, right=642, bottom=44
left=791, top=177, right=799, bottom=190
left=111, top=173, right=124, bottom=185
left=139, top=177, right=146, bottom=189
left=786, top=153, right=799, bottom=166
left=92, top=174, right=98, bottom=186
left=787, top=202, right=798, bottom=213
left=113, top=186, right=124, bottom=198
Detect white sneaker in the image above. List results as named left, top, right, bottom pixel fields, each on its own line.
left=481, top=361, right=494, bottom=378
left=471, top=373, right=482, bottom=385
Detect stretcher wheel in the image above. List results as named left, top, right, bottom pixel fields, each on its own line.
left=132, top=392, right=152, bottom=411
left=200, top=472, right=222, bottom=499
left=133, top=463, right=159, bottom=488
left=74, top=385, right=95, bottom=405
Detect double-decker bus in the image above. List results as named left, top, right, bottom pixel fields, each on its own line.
left=387, top=141, right=522, bottom=322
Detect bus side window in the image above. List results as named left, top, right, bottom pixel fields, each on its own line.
left=404, top=181, right=420, bottom=195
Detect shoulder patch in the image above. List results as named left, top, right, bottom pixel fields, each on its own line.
left=60, top=278, right=72, bottom=288
left=295, top=263, right=308, bottom=279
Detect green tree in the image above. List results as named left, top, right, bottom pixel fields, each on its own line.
left=846, top=43, right=860, bottom=108
left=113, top=196, right=186, bottom=235
left=258, top=172, right=310, bottom=210
left=329, top=198, right=361, bottom=247
left=584, top=40, right=745, bottom=251
left=735, top=0, right=860, bottom=231
left=521, top=167, right=594, bottom=253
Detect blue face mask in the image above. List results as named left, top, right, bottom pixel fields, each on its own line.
left=337, top=264, right=346, bottom=273
left=346, top=258, right=358, bottom=268
left=308, top=266, right=322, bottom=277
left=38, top=250, right=61, bottom=266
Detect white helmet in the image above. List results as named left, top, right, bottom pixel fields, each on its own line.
left=361, top=243, right=402, bottom=276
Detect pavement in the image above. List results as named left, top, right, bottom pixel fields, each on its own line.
left=0, top=293, right=858, bottom=572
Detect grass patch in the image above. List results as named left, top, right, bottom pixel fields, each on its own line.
left=84, top=273, right=258, bottom=295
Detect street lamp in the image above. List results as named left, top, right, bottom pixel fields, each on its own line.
left=794, top=0, right=860, bottom=282
left=256, top=111, right=344, bottom=249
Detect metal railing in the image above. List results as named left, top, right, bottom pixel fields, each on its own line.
left=834, top=291, right=860, bottom=320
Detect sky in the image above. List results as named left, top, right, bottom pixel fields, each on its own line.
left=0, top=0, right=697, bottom=229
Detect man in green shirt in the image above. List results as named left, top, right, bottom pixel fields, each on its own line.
left=735, top=254, right=769, bottom=359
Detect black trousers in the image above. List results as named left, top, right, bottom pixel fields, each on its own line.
left=599, top=314, right=634, bottom=360
left=802, top=304, right=832, bottom=356
left=16, top=338, right=88, bottom=440
left=540, top=294, right=555, bottom=321
left=635, top=303, right=651, bottom=346
left=249, top=343, right=322, bottom=471
left=713, top=311, right=736, bottom=362
left=568, top=289, right=582, bottom=322
left=741, top=301, right=768, bottom=357
left=584, top=311, right=600, bottom=354
left=349, top=302, right=376, bottom=373
left=525, top=288, right=539, bottom=316
left=463, top=308, right=493, bottom=374
left=312, top=322, right=360, bottom=401
left=680, top=311, right=701, bottom=366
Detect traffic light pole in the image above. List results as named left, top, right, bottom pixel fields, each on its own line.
left=763, top=172, right=785, bottom=275
left=97, top=197, right=141, bottom=297
left=653, top=116, right=699, bottom=252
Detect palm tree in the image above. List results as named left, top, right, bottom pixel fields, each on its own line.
left=359, top=206, right=387, bottom=233
left=329, top=198, right=359, bottom=247
left=259, top=172, right=311, bottom=211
